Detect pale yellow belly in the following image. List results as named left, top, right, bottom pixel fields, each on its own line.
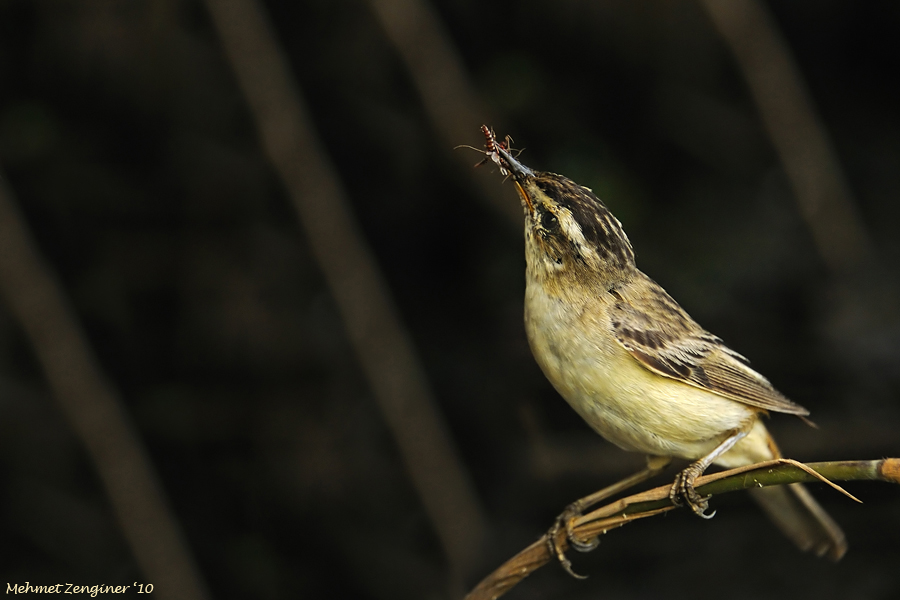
left=524, top=284, right=772, bottom=466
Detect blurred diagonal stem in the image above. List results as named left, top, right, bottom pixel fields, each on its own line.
left=203, top=0, right=489, bottom=582
left=700, top=0, right=876, bottom=278
left=366, top=0, right=520, bottom=224
left=0, top=170, right=210, bottom=600
left=465, top=458, right=900, bottom=600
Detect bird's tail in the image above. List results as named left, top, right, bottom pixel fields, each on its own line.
left=749, top=482, right=846, bottom=560
left=748, top=427, right=846, bottom=560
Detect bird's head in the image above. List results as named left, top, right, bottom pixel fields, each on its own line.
left=496, top=145, right=636, bottom=288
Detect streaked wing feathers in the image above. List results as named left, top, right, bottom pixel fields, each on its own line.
left=609, top=277, right=809, bottom=416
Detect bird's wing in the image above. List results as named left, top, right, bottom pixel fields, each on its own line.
left=608, top=276, right=809, bottom=415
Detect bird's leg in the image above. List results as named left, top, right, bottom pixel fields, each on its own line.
left=548, top=456, right=671, bottom=578
left=670, top=429, right=748, bottom=519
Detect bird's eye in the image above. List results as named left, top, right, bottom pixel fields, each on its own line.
left=540, top=211, right=559, bottom=232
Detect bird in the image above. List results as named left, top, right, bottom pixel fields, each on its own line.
left=479, top=127, right=846, bottom=572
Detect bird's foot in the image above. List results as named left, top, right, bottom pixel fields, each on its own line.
left=669, top=463, right=716, bottom=519
left=546, top=503, right=599, bottom=579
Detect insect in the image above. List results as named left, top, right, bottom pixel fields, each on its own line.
left=476, top=125, right=509, bottom=175
left=455, top=125, right=518, bottom=176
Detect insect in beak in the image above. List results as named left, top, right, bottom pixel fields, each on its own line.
left=495, top=144, right=535, bottom=214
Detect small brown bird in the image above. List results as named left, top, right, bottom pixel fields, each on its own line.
left=483, top=128, right=846, bottom=567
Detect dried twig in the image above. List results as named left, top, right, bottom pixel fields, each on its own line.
left=465, top=458, right=900, bottom=600
left=700, top=0, right=876, bottom=277
left=0, top=170, right=210, bottom=600
left=202, top=0, right=489, bottom=583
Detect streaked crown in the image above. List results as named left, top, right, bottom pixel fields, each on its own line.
left=496, top=146, right=636, bottom=285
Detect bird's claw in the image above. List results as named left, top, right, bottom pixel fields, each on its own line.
left=670, top=465, right=716, bottom=519
left=546, top=504, right=599, bottom=579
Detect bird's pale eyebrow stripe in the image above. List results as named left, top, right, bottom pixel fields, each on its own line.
left=534, top=176, right=635, bottom=268
left=597, top=216, right=610, bottom=235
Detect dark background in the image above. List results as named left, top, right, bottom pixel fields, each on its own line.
left=0, top=1, right=898, bottom=598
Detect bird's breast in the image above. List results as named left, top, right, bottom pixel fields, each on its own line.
left=523, top=278, right=756, bottom=461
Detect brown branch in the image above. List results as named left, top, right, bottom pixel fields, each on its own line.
left=0, top=171, right=210, bottom=599
left=202, top=0, right=489, bottom=583
left=699, top=0, right=876, bottom=277
left=465, top=458, right=900, bottom=600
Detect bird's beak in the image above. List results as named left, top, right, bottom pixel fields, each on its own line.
left=497, top=146, right=535, bottom=215
left=496, top=146, right=533, bottom=180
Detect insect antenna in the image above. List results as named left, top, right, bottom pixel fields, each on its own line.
left=454, top=125, right=521, bottom=177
